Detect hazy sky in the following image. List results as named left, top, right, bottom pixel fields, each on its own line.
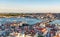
left=0, top=0, right=60, bottom=13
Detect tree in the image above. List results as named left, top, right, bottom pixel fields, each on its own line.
left=38, top=35, right=44, bottom=37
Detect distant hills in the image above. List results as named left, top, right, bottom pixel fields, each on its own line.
left=0, top=13, right=60, bottom=19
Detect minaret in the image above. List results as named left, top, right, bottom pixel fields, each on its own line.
left=34, top=32, right=38, bottom=37
left=22, top=31, right=26, bottom=37
left=23, top=32, right=25, bottom=37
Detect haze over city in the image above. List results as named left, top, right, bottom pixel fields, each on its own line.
left=0, top=0, right=60, bottom=13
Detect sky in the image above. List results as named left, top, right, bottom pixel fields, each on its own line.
left=0, top=0, right=60, bottom=13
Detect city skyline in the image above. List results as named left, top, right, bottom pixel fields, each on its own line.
left=0, top=0, right=60, bottom=13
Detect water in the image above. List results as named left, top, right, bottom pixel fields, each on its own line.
left=50, top=20, right=60, bottom=24
left=0, top=17, right=42, bottom=25
left=0, top=17, right=60, bottom=25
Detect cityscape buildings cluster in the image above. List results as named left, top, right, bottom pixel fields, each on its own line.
left=0, top=13, right=60, bottom=37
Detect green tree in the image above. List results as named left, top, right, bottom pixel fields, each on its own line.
left=38, top=35, right=44, bottom=37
